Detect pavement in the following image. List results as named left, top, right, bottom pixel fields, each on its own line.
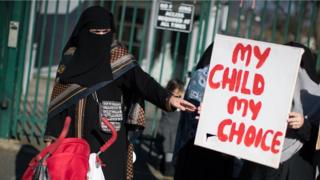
left=0, top=138, right=173, bottom=180
left=0, top=139, right=38, bottom=180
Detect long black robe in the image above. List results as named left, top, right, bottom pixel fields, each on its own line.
left=45, top=66, right=172, bottom=180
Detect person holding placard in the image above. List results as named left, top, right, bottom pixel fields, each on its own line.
left=239, top=42, right=315, bottom=180
left=286, top=42, right=320, bottom=180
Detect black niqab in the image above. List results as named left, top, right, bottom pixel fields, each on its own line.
left=59, top=6, right=114, bottom=87
left=195, top=43, right=214, bottom=70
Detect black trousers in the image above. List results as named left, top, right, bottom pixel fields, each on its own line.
left=239, top=152, right=313, bottom=180
left=174, top=139, right=234, bottom=180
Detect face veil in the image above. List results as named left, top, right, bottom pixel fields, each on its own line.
left=58, top=6, right=114, bottom=87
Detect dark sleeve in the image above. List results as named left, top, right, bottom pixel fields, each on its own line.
left=122, top=66, right=173, bottom=111
left=181, top=98, right=200, bottom=123
left=291, top=74, right=311, bottom=141
left=44, top=106, right=75, bottom=142
left=296, top=118, right=312, bottom=142
left=173, top=98, right=199, bottom=157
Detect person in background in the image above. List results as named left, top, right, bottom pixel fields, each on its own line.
left=157, top=79, right=185, bottom=176
left=173, top=43, right=234, bottom=180
left=44, top=6, right=196, bottom=180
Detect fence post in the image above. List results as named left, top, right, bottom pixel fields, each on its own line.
left=0, top=1, right=29, bottom=138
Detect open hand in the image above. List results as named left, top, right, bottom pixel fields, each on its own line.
left=169, top=96, right=196, bottom=112
left=287, top=112, right=304, bottom=129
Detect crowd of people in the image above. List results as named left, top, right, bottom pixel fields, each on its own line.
left=43, top=6, right=320, bottom=180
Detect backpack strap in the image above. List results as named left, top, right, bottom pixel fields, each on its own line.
left=36, top=116, right=72, bottom=161
left=97, top=117, right=118, bottom=154
left=95, top=117, right=118, bottom=166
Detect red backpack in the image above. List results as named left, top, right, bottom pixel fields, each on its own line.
left=22, top=116, right=117, bottom=180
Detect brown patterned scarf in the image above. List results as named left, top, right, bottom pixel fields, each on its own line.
left=48, top=41, right=140, bottom=124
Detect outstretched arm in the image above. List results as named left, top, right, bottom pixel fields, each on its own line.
left=123, top=66, right=195, bottom=112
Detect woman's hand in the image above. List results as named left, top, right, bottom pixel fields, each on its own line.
left=45, top=139, right=54, bottom=147
left=169, top=96, right=196, bottom=112
left=287, top=112, right=304, bottom=129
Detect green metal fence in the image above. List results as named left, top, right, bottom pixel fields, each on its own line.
left=0, top=0, right=319, bottom=144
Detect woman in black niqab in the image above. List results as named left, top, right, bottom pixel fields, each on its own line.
left=58, top=6, right=114, bottom=87
left=45, top=6, right=196, bottom=180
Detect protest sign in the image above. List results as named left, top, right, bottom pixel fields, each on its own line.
left=194, top=34, right=304, bottom=168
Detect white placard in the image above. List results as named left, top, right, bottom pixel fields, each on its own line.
left=194, top=34, right=304, bottom=168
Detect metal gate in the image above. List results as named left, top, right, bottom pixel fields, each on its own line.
left=0, top=0, right=319, bottom=144
left=0, top=1, right=31, bottom=139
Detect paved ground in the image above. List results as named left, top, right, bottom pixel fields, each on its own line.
left=0, top=139, right=35, bottom=180
left=0, top=138, right=173, bottom=180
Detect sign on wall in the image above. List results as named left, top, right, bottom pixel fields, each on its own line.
left=155, top=1, right=194, bottom=33
left=8, top=21, right=19, bottom=48
left=194, top=34, right=304, bottom=168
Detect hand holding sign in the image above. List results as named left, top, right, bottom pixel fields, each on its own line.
left=287, top=112, right=304, bottom=129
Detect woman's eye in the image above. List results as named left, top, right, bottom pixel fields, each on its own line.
left=89, top=29, right=111, bottom=35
